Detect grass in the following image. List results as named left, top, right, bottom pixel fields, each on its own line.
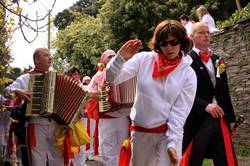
left=201, top=145, right=250, bottom=166
left=203, top=159, right=212, bottom=166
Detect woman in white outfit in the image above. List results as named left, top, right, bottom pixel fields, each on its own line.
left=106, top=20, right=197, bottom=166
left=196, top=5, right=219, bottom=33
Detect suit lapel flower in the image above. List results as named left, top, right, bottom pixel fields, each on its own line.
left=215, top=58, right=226, bottom=78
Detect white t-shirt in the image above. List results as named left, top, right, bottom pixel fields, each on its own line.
left=185, top=21, right=193, bottom=36
left=202, top=14, right=219, bottom=33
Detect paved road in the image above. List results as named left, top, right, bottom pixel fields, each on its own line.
left=85, top=156, right=250, bottom=166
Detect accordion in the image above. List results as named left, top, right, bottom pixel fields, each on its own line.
left=98, top=77, right=136, bottom=113
left=26, top=71, right=88, bottom=128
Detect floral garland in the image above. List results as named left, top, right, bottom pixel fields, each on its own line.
left=215, top=57, right=226, bottom=78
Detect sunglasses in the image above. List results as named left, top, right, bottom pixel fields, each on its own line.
left=159, top=39, right=180, bottom=47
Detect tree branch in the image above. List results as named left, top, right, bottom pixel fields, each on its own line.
left=0, top=0, right=57, bottom=43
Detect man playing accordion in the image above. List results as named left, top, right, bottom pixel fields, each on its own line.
left=87, top=49, right=131, bottom=166
left=5, top=48, right=64, bottom=166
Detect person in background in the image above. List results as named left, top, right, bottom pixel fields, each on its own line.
left=5, top=48, right=64, bottom=166
left=82, top=76, right=91, bottom=87
left=196, top=5, right=219, bottom=33
left=179, top=14, right=194, bottom=36
left=66, top=66, right=89, bottom=165
left=87, top=49, right=130, bottom=166
left=0, top=94, right=12, bottom=165
left=106, top=19, right=197, bottom=166
left=181, top=22, right=238, bottom=166
left=81, top=75, right=96, bottom=162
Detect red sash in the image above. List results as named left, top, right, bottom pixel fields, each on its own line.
left=119, top=124, right=168, bottom=166
left=180, top=118, right=238, bottom=166
left=130, top=123, right=168, bottom=133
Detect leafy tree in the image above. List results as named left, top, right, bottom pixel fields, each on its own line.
left=0, top=3, right=12, bottom=111
left=99, top=0, right=188, bottom=51
left=54, top=0, right=101, bottom=30
left=54, top=9, right=75, bottom=30
left=52, top=0, right=248, bottom=76
left=5, top=67, right=24, bottom=81
left=0, top=0, right=57, bottom=43
left=52, top=14, right=110, bottom=76
left=71, top=0, right=101, bottom=16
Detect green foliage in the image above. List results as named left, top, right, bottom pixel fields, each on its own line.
left=53, top=0, right=101, bottom=30
left=202, top=159, right=212, bottom=166
left=71, top=0, right=101, bottom=17
left=52, top=15, right=109, bottom=76
left=5, top=67, right=24, bottom=80
left=99, top=0, right=188, bottom=51
left=236, top=145, right=250, bottom=157
left=54, top=9, right=75, bottom=30
left=52, top=0, right=245, bottom=76
left=217, top=2, right=250, bottom=29
left=0, top=4, right=12, bottom=107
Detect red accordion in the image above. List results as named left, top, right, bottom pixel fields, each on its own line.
left=26, top=71, right=88, bottom=128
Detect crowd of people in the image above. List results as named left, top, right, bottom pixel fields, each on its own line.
left=0, top=4, right=239, bottom=166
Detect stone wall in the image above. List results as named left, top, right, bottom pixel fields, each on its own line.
left=210, top=18, right=250, bottom=149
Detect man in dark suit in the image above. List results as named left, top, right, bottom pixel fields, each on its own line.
left=182, top=22, right=238, bottom=166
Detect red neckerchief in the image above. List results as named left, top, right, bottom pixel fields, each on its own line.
left=152, top=53, right=182, bottom=79
left=199, top=50, right=211, bottom=63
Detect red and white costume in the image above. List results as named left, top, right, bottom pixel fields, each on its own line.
left=88, top=50, right=130, bottom=166
left=106, top=51, right=197, bottom=165
left=5, top=72, right=64, bottom=166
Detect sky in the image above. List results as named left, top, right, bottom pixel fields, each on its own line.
left=9, top=0, right=77, bottom=68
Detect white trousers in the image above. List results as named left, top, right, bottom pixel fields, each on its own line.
left=28, top=119, right=63, bottom=166
left=99, top=117, right=129, bottom=166
left=131, top=131, right=173, bottom=166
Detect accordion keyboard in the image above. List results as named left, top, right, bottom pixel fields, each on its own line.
left=98, top=85, right=111, bottom=112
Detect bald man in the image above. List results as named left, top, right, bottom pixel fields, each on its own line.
left=6, top=48, right=64, bottom=166
left=182, top=22, right=237, bottom=166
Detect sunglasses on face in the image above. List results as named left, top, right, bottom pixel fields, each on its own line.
left=159, top=39, right=180, bottom=47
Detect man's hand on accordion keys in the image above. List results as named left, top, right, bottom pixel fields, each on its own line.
left=15, top=88, right=31, bottom=101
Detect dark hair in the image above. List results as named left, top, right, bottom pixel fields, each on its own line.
left=148, top=19, right=192, bottom=54
left=67, top=66, right=80, bottom=76
left=179, top=14, right=190, bottom=21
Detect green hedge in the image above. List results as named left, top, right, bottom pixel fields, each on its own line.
left=217, top=2, right=250, bottom=29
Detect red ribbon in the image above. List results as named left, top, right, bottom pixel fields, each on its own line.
left=179, top=141, right=193, bottom=166
left=220, top=118, right=238, bottom=166
left=27, top=123, right=36, bottom=162
left=63, top=131, right=74, bottom=166
left=119, top=138, right=131, bottom=166
left=86, top=118, right=90, bottom=151
left=94, top=119, right=99, bottom=155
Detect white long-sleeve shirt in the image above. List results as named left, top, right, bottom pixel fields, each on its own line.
left=5, top=73, right=57, bottom=125
left=202, top=14, right=219, bottom=33
left=106, top=51, right=197, bottom=150
left=6, top=73, right=30, bottom=92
